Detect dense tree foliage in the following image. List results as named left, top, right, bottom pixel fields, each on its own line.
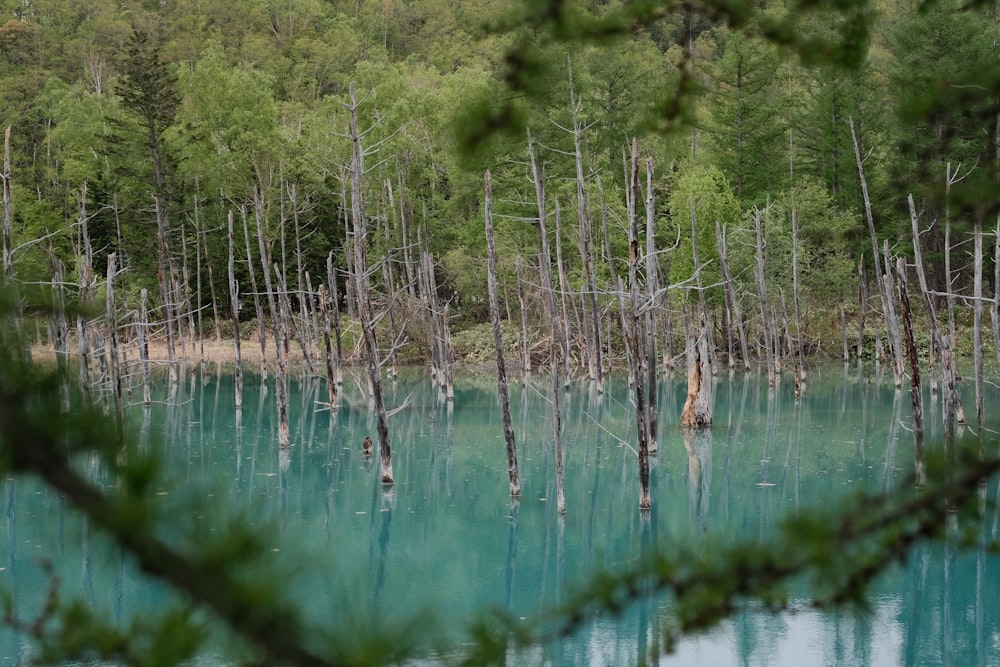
left=0, top=0, right=993, bottom=325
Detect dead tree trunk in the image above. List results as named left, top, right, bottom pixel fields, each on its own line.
left=516, top=255, right=532, bottom=372
left=317, top=284, right=338, bottom=409
left=326, top=251, right=344, bottom=385
left=554, top=199, right=575, bottom=383
left=348, top=82, right=393, bottom=484
left=973, top=219, right=984, bottom=429
left=569, top=67, right=603, bottom=390
left=896, top=256, right=925, bottom=485
left=644, top=158, right=659, bottom=455
left=791, top=209, right=806, bottom=383
left=908, top=194, right=960, bottom=439
left=626, top=140, right=651, bottom=510
left=851, top=117, right=903, bottom=385
left=485, top=170, right=521, bottom=497
left=753, top=207, right=775, bottom=384
left=857, top=255, right=867, bottom=363
left=253, top=189, right=291, bottom=450
left=528, top=130, right=566, bottom=381
left=139, top=288, right=151, bottom=405
left=1, top=126, right=13, bottom=285
left=240, top=206, right=267, bottom=379
left=227, top=211, right=243, bottom=410
left=993, top=216, right=1000, bottom=372
left=680, top=312, right=714, bottom=428
left=716, top=221, right=750, bottom=370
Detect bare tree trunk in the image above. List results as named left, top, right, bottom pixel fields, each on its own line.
left=908, top=194, right=960, bottom=439
left=327, top=251, right=344, bottom=385
left=973, top=219, right=984, bottom=429
left=253, top=189, right=291, bottom=450
left=569, top=66, right=603, bottom=390
left=881, top=240, right=904, bottom=388
left=50, top=256, right=70, bottom=408
left=348, top=83, right=393, bottom=484
left=857, top=255, right=867, bottom=362
left=528, top=130, right=566, bottom=380
left=138, top=288, right=151, bottom=405
left=791, top=209, right=806, bottom=384
left=554, top=200, right=575, bottom=383
left=680, top=312, right=714, bottom=427
left=317, top=284, right=338, bottom=409
left=993, top=216, right=1000, bottom=372
left=197, top=186, right=222, bottom=343
left=485, top=170, right=521, bottom=497
left=644, top=158, right=659, bottom=455
left=106, top=253, right=124, bottom=444
left=226, top=211, right=242, bottom=411
left=549, top=352, right=566, bottom=515
left=896, top=257, right=925, bottom=486
left=839, top=303, right=850, bottom=363
left=626, top=140, right=651, bottom=510
left=241, top=206, right=267, bottom=380
left=753, top=207, right=775, bottom=384
left=516, top=255, right=532, bottom=372
left=2, top=127, right=13, bottom=283
left=716, top=221, right=750, bottom=370
left=851, top=117, right=903, bottom=385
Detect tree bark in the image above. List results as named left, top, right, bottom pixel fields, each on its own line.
left=226, top=211, right=243, bottom=411
left=485, top=170, right=520, bottom=497
left=348, top=83, right=393, bottom=484
left=896, top=256, right=925, bottom=486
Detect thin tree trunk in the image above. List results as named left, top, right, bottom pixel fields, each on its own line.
left=327, top=251, right=344, bottom=385
left=857, top=255, right=867, bottom=362
left=839, top=303, right=850, bottom=363
left=348, top=82, right=392, bottom=484
left=992, top=216, right=1000, bottom=372
left=791, top=209, right=806, bottom=383
left=554, top=199, right=575, bottom=383
left=1, top=126, right=12, bottom=283
left=528, top=129, right=566, bottom=379
left=241, top=206, right=267, bottom=380
left=139, top=288, right=151, bottom=405
left=896, top=257, right=925, bottom=486
left=908, top=194, right=959, bottom=438
left=851, top=117, right=903, bottom=384
left=716, top=221, right=749, bottom=370
left=626, top=140, right=651, bottom=510
left=753, top=207, right=775, bottom=384
left=253, top=190, right=291, bottom=450
left=644, top=158, right=658, bottom=455
left=317, top=284, right=338, bottom=409
left=569, top=65, right=603, bottom=390
left=516, top=255, right=532, bottom=372
left=881, top=239, right=904, bottom=388
left=973, top=219, right=984, bottom=429
left=549, top=351, right=566, bottom=515
left=227, top=211, right=242, bottom=411
left=485, top=170, right=520, bottom=497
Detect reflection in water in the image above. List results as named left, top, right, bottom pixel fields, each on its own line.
left=682, top=427, right=712, bottom=534
left=2, top=368, right=1000, bottom=666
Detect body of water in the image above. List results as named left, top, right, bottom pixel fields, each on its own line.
left=2, top=364, right=998, bottom=666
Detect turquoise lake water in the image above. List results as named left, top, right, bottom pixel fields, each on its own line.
left=2, top=364, right=998, bottom=666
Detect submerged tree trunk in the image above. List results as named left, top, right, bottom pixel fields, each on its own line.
left=253, top=190, right=291, bottom=450
left=485, top=170, right=520, bottom=497
left=226, top=211, right=243, bottom=411
left=626, top=140, right=651, bottom=511
left=680, top=312, right=714, bottom=428
left=348, top=83, right=393, bottom=484
left=896, top=257, right=925, bottom=486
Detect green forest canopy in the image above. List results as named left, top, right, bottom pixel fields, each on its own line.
left=0, top=0, right=996, bottom=328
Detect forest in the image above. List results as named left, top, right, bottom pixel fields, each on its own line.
left=1, top=0, right=997, bottom=378
left=2, top=0, right=1000, bottom=664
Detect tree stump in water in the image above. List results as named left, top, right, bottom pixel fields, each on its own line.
left=680, top=316, right=713, bottom=428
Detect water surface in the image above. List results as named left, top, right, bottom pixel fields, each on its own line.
left=2, top=365, right=998, bottom=666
